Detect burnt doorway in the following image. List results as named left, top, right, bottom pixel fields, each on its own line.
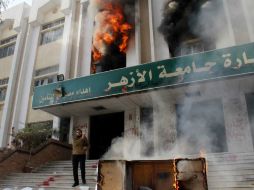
left=89, top=112, right=124, bottom=159
left=176, top=99, right=228, bottom=154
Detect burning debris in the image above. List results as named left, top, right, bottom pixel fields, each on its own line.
left=158, top=0, right=211, bottom=56
left=91, top=0, right=134, bottom=73
left=97, top=158, right=208, bottom=190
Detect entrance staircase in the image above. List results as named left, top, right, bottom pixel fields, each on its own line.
left=0, top=160, right=98, bottom=190
left=1, top=152, right=254, bottom=189
left=207, top=152, right=254, bottom=190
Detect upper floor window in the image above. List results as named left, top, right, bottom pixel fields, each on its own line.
left=176, top=39, right=215, bottom=57
left=0, top=35, right=17, bottom=59
left=35, top=65, right=59, bottom=76
left=0, top=87, right=7, bottom=102
left=0, top=78, right=9, bottom=86
left=40, top=18, right=65, bottom=45
left=34, top=66, right=59, bottom=87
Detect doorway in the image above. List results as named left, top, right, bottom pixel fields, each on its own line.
left=59, top=118, right=70, bottom=143
left=89, top=112, right=124, bottom=159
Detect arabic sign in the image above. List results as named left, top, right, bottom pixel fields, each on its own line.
left=33, top=42, right=254, bottom=109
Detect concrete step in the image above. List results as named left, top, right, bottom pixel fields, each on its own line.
left=0, top=185, right=96, bottom=190
left=6, top=172, right=97, bottom=176
left=208, top=169, right=254, bottom=177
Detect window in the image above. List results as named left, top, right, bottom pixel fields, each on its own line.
left=175, top=38, right=216, bottom=57
left=0, top=87, right=7, bottom=101
left=180, top=40, right=205, bottom=56
left=34, top=66, right=59, bottom=87
left=40, top=18, right=65, bottom=45
left=34, top=75, right=58, bottom=87
left=0, top=78, right=9, bottom=86
left=35, top=65, right=59, bottom=76
left=0, top=35, right=17, bottom=45
left=0, top=35, right=17, bottom=59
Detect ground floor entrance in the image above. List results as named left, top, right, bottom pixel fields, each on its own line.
left=89, top=112, right=124, bottom=159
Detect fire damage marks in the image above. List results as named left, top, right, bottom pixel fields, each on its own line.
left=97, top=158, right=208, bottom=190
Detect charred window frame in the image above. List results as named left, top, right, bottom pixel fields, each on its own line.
left=40, top=18, right=65, bottom=45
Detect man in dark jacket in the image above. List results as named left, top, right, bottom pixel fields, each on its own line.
left=72, top=128, right=89, bottom=187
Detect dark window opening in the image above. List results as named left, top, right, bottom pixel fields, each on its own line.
left=89, top=112, right=124, bottom=159
left=176, top=99, right=228, bottom=154
left=91, top=46, right=126, bottom=74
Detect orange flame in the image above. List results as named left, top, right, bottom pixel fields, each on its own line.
left=92, top=1, right=132, bottom=62
left=199, top=149, right=208, bottom=174
left=173, top=159, right=179, bottom=190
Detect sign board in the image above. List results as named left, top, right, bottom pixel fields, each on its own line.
left=33, top=43, right=254, bottom=109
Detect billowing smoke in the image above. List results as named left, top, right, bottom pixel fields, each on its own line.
left=158, top=0, right=230, bottom=56
left=158, top=0, right=206, bottom=56
left=102, top=0, right=254, bottom=165
left=102, top=88, right=227, bottom=160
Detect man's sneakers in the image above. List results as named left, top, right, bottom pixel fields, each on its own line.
left=72, top=183, right=79, bottom=187
left=82, top=179, right=87, bottom=184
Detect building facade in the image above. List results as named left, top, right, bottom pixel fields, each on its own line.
left=0, top=0, right=254, bottom=161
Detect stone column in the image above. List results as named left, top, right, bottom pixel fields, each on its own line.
left=80, top=0, right=95, bottom=76
left=223, top=94, right=253, bottom=153
left=56, top=1, right=78, bottom=140
left=0, top=21, right=28, bottom=147
left=126, top=0, right=141, bottom=67
left=59, top=1, right=76, bottom=79
left=150, top=0, right=169, bottom=61
left=11, top=23, right=41, bottom=133
left=241, top=0, right=254, bottom=42
left=74, top=0, right=89, bottom=77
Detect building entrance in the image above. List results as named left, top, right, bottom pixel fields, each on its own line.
left=89, top=112, right=124, bottom=159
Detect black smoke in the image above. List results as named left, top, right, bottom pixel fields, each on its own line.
left=158, top=0, right=209, bottom=56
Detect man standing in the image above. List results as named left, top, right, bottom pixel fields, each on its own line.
left=72, top=128, right=88, bottom=187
